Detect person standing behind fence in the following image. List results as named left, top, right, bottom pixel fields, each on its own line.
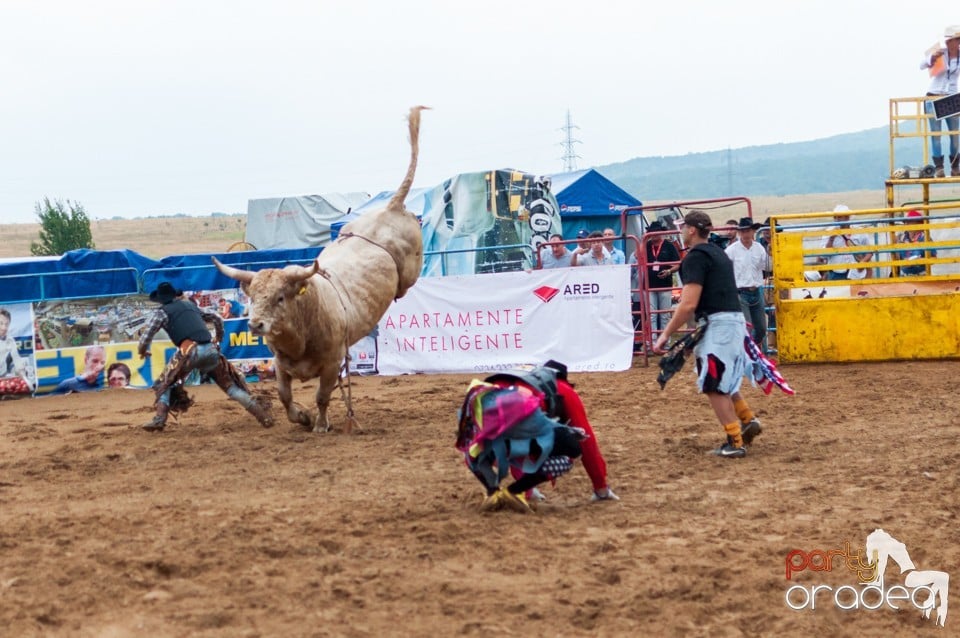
left=635, top=220, right=680, bottom=336
left=921, top=26, right=960, bottom=177
left=899, top=209, right=936, bottom=275
left=817, top=205, right=873, bottom=280
left=725, top=217, right=771, bottom=353
left=571, top=231, right=613, bottom=266
left=602, top=228, right=626, bottom=265
left=539, top=233, right=573, bottom=269
left=652, top=211, right=763, bottom=459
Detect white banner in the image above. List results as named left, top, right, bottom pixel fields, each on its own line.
left=376, top=266, right=634, bottom=375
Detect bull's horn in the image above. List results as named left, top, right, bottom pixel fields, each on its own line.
left=282, top=260, right=321, bottom=283
left=211, top=256, right=255, bottom=283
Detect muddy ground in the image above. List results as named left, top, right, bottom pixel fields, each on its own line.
left=0, top=359, right=957, bottom=637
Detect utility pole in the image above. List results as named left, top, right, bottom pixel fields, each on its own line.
left=726, top=147, right=733, bottom=196
left=559, top=109, right=582, bottom=172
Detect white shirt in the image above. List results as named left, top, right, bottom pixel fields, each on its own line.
left=922, top=49, right=960, bottom=95
left=820, top=226, right=871, bottom=274
left=0, top=336, right=25, bottom=377
left=725, top=240, right=770, bottom=288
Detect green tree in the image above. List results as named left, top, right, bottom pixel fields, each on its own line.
left=30, top=198, right=95, bottom=256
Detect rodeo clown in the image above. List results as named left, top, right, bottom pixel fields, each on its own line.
left=455, top=360, right=618, bottom=513
left=652, top=211, right=793, bottom=458
left=138, top=281, right=273, bottom=432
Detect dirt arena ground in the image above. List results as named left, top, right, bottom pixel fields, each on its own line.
left=0, top=359, right=957, bottom=637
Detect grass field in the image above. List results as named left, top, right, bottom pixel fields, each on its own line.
left=3, top=186, right=960, bottom=260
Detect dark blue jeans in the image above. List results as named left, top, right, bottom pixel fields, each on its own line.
left=738, top=288, right=767, bottom=352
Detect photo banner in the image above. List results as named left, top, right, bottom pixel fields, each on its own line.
left=31, top=290, right=276, bottom=395
left=376, top=266, right=633, bottom=375
left=0, top=302, right=37, bottom=396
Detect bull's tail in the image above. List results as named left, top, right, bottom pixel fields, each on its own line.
left=388, top=105, right=430, bottom=212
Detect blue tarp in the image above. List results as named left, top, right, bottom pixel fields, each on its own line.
left=0, top=247, right=321, bottom=304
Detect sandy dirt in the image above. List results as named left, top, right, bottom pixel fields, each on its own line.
left=0, top=359, right=957, bottom=637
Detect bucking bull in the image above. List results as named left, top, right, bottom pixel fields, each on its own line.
left=212, top=106, right=427, bottom=432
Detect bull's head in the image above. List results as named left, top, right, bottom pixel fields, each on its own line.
left=212, top=257, right=319, bottom=340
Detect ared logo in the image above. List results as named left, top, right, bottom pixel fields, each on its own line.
left=532, top=286, right=560, bottom=303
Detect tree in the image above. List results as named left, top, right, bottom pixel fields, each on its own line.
left=30, top=198, right=95, bottom=256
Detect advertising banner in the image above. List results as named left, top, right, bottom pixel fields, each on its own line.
left=376, top=266, right=633, bottom=375
left=31, top=289, right=278, bottom=395
left=0, top=302, right=37, bottom=396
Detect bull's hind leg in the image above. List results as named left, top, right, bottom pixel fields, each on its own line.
left=312, top=366, right=341, bottom=433
left=277, top=368, right=311, bottom=428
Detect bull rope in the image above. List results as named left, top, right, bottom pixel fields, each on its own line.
left=314, top=265, right=357, bottom=422
left=335, top=232, right=407, bottom=299
left=315, top=231, right=407, bottom=425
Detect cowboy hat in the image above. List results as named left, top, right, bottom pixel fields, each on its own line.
left=944, top=25, right=960, bottom=40
left=735, top=217, right=762, bottom=231
left=149, top=281, right=182, bottom=304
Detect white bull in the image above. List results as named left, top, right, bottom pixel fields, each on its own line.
left=212, top=106, right=427, bottom=432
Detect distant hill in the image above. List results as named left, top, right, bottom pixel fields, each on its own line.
left=596, top=126, right=924, bottom=201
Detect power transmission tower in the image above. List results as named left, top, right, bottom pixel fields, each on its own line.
left=559, top=109, right=582, bottom=172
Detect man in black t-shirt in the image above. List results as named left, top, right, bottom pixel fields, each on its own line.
left=652, top=211, right=763, bottom=459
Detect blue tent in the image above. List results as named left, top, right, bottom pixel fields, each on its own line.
left=550, top=168, right=643, bottom=239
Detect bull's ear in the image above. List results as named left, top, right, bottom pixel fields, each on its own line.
left=240, top=281, right=250, bottom=295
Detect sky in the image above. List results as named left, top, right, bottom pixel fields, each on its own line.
left=0, top=0, right=953, bottom=223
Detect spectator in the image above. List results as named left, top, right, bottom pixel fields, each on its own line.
left=725, top=217, right=771, bottom=352
left=539, top=233, right=573, bottom=269
left=817, top=205, right=873, bottom=280
left=757, top=219, right=772, bottom=251
left=574, top=229, right=610, bottom=259
left=55, top=345, right=106, bottom=393
left=107, top=362, right=132, bottom=388
left=899, top=210, right=936, bottom=275
left=602, top=228, right=626, bottom=265
left=571, top=231, right=612, bottom=266
left=920, top=26, right=960, bottom=177
left=631, top=220, right=681, bottom=337
left=711, top=219, right=740, bottom=249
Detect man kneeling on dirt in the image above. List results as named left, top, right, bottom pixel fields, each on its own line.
left=138, top=281, right=273, bottom=432
left=456, top=360, right=617, bottom=513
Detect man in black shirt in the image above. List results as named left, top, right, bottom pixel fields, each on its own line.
left=138, top=281, right=273, bottom=431
left=652, top=211, right=763, bottom=458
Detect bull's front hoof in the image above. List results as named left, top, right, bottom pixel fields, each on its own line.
left=288, top=407, right=312, bottom=428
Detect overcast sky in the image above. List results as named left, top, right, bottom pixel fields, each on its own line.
left=0, top=1, right=950, bottom=223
